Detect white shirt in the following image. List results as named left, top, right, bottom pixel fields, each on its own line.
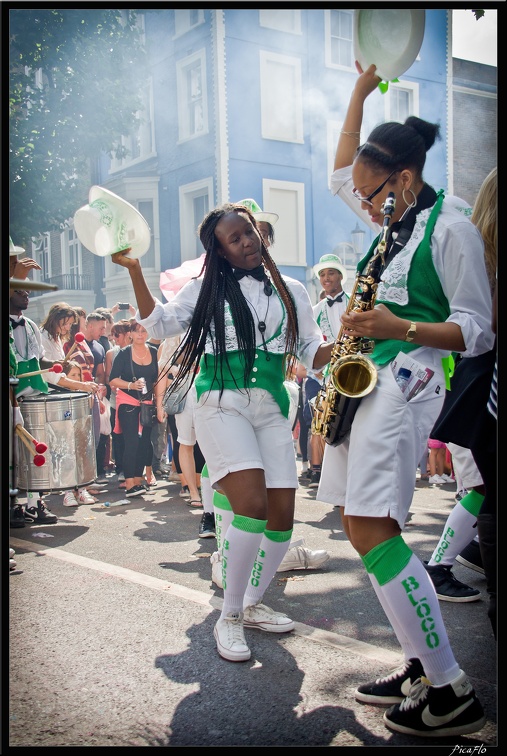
left=39, top=330, right=66, bottom=386
left=329, top=166, right=494, bottom=362
left=10, top=315, right=46, bottom=397
left=137, top=274, right=325, bottom=373
left=312, top=295, right=347, bottom=342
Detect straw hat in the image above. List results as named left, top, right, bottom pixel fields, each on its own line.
left=73, top=185, right=151, bottom=259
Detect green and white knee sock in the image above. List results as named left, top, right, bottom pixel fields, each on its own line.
left=213, top=490, right=234, bottom=554
left=220, top=514, right=267, bottom=619
left=362, top=536, right=460, bottom=685
left=200, top=464, right=214, bottom=515
left=428, top=489, right=484, bottom=567
left=243, top=529, right=293, bottom=609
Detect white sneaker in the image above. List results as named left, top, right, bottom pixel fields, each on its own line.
left=440, top=474, right=455, bottom=483
left=243, top=602, right=295, bottom=633
left=118, top=472, right=125, bottom=482
left=428, top=475, right=446, bottom=485
left=277, top=538, right=330, bottom=572
left=77, top=489, right=98, bottom=504
left=63, top=490, right=79, bottom=507
left=210, top=551, right=223, bottom=588
left=214, top=612, right=251, bottom=661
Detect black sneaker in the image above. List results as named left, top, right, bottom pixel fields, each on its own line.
left=424, top=562, right=481, bottom=602
left=24, top=500, right=58, bottom=524
left=307, top=470, right=321, bottom=489
left=199, top=512, right=216, bottom=538
left=125, top=485, right=146, bottom=498
left=383, top=670, right=486, bottom=737
left=456, top=539, right=484, bottom=574
left=356, top=658, right=425, bottom=705
left=10, top=504, right=26, bottom=529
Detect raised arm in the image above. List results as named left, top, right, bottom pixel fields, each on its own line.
left=111, top=251, right=156, bottom=320
left=334, top=62, right=381, bottom=171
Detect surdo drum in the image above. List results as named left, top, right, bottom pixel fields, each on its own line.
left=16, top=392, right=97, bottom=491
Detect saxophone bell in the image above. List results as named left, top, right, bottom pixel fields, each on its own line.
left=330, top=353, right=378, bottom=398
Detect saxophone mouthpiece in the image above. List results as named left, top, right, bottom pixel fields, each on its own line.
left=381, top=192, right=396, bottom=218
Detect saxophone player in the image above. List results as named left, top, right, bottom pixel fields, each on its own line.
left=317, top=62, right=494, bottom=738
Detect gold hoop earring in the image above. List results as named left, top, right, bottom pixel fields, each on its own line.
left=402, top=188, right=417, bottom=209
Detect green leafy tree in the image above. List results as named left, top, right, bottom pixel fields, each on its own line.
left=9, top=9, right=148, bottom=248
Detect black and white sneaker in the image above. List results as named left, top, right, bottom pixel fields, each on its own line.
left=456, top=539, right=484, bottom=574
left=424, top=562, right=481, bottom=602
left=10, top=504, right=26, bottom=529
left=198, top=512, right=216, bottom=538
left=356, top=658, right=425, bottom=705
left=24, top=500, right=58, bottom=524
left=307, top=470, right=321, bottom=488
left=383, top=670, right=486, bottom=737
left=125, top=485, right=146, bottom=498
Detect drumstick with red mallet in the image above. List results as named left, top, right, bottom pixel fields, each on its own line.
left=16, top=363, right=63, bottom=379
left=15, top=425, right=46, bottom=466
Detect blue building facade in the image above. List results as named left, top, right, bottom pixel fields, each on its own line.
left=26, top=8, right=460, bottom=317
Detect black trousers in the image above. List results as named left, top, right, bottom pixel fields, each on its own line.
left=118, top=404, right=153, bottom=478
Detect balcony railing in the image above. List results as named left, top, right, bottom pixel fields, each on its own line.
left=29, top=273, right=94, bottom=297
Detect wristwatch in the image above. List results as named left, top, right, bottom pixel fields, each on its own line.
left=405, top=322, right=417, bottom=342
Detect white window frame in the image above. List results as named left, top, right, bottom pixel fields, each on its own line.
left=261, top=179, right=306, bottom=267
left=260, top=51, right=303, bottom=144
left=61, top=226, right=83, bottom=278
left=31, top=233, right=51, bottom=281
left=110, top=79, right=156, bottom=172
left=384, top=80, right=420, bottom=121
left=324, top=9, right=355, bottom=71
left=259, top=9, right=301, bottom=35
left=179, top=178, right=214, bottom=262
left=176, top=49, right=209, bottom=143
left=174, top=8, right=205, bottom=38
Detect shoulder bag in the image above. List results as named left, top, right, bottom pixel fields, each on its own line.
left=163, top=373, right=191, bottom=415
left=431, top=344, right=496, bottom=449
left=130, top=348, right=157, bottom=427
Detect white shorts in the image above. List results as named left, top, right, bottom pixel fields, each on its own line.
left=194, top=388, right=298, bottom=490
left=175, top=385, right=197, bottom=446
left=447, top=442, right=483, bottom=488
left=317, top=359, right=446, bottom=529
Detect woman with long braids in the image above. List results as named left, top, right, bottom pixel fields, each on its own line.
left=112, top=202, right=333, bottom=662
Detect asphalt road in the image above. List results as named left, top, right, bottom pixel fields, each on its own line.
left=8, top=468, right=497, bottom=748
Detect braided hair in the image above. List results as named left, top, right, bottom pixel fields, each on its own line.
left=163, top=203, right=299, bottom=401
left=355, top=116, right=441, bottom=183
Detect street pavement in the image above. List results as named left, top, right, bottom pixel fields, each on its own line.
left=9, top=467, right=497, bottom=748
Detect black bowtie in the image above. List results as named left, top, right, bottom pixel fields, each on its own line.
left=10, top=317, right=26, bottom=328
left=326, top=294, right=344, bottom=307
left=233, top=264, right=266, bottom=282
left=233, top=264, right=272, bottom=296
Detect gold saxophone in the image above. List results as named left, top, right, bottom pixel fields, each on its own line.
left=311, top=192, right=396, bottom=446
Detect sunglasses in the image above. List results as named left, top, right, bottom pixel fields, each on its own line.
left=352, top=169, right=398, bottom=207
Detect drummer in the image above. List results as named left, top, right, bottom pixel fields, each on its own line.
left=10, top=292, right=95, bottom=395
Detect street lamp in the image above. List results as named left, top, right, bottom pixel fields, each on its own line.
left=351, top=223, right=366, bottom=259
